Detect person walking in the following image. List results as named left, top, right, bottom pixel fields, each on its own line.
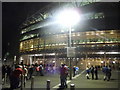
left=28, top=65, right=34, bottom=79
left=90, top=65, right=94, bottom=80
left=73, top=66, right=76, bottom=77
left=106, top=65, right=112, bottom=81
left=2, top=65, right=7, bottom=84
left=86, top=66, right=90, bottom=79
left=23, top=66, right=28, bottom=81
left=39, top=65, right=44, bottom=76
left=59, top=64, right=68, bottom=89
left=94, top=66, right=98, bottom=80
left=9, top=65, right=23, bottom=89
left=6, top=65, right=12, bottom=80
left=102, top=65, right=107, bottom=81
left=75, top=66, right=79, bottom=75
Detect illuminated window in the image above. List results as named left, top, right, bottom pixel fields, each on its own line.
left=110, top=30, right=114, bottom=34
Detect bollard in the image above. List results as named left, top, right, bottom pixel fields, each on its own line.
left=21, top=74, right=24, bottom=90
left=70, top=84, right=75, bottom=90
left=31, top=76, right=34, bottom=90
left=4, top=73, right=7, bottom=85
left=47, top=80, right=50, bottom=90
left=24, top=75, right=26, bottom=88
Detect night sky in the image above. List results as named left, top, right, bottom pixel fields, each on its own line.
left=2, top=2, right=50, bottom=58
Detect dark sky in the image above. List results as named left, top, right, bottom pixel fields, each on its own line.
left=2, top=2, right=50, bottom=58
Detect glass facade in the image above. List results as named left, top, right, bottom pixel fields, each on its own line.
left=20, top=30, right=119, bottom=53
left=19, top=2, right=120, bottom=69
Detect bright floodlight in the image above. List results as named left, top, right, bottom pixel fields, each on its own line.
left=56, top=8, right=81, bottom=26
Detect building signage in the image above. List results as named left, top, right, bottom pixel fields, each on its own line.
left=67, top=47, right=75, bottom=57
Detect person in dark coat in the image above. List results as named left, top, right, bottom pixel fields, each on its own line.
left=59, top=64, right=68, bottom=89
left=86, top=66, right=90, bottom=79
left=94, top=66, right=98, bottom=80
left=2, top=65, right=6, bottom=80
left=39, top=65, right=44, bottom=76
left=90, top=65, right=94, bottom=80
left=6, top=65, right=12, bottom=80
left=106, top=65, right=112, bottom=81
left=73, top=66, right=76, bottom=77
left=28, top=65, right=34, bottom=79
left=102, top=66, right=108, bottom=81
left=9, top=65, right=23, bottom=89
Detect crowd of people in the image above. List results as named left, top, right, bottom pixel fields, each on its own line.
left=2, top=63, right=60, bottom=89
left=85, top=65, right=112, bottom=81
left=2, top=63, right=114, bottom=89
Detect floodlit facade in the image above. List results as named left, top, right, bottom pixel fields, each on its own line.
left=19, top=2, right=120, bottom=69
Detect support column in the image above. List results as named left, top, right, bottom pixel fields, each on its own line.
left=30, top=56, right=32, bottom=65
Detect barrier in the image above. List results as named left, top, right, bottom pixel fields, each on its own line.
left=21, top=74, right=24, bottom=90
left=47, top=80, right=50, bottom=90
left=70, top=84, right=75, bottom=90
left=24, top=75, right=26, bottom=88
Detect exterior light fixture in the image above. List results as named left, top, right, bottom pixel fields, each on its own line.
left=56, top=8, right=81, bottom=27
left=55, top=8, right=81, bottom=80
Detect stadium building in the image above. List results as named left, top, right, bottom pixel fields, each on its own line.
left=19, top=2, right=120, bottom=69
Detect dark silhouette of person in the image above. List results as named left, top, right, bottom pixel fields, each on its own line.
left=39, top=65, right=44, bottom=76
left=106, top=65, right=112, bottom=81
left=10, top=65, right=23, bottom=89
left=28, top=65, right=34, bottom=79
left=103, top=66, right=109, bottom=81
left=2, top=65, right=6, bottom=81
left=94, top=66, right=98, bottom=80
left=6, top=65, right=12, bottom=78
left=90, top=65, right=94, bottom=80
left=73, top=66, right=76, bottom=77
left=86, top=66, right=90, bottom=79
left=59, top=64, right=68, bottom=89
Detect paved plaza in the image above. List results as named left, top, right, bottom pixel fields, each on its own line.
left=2, top=69, right=120, bottom=89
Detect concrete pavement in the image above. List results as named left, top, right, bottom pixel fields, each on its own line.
left=2, top=70, right=119, bottom=89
